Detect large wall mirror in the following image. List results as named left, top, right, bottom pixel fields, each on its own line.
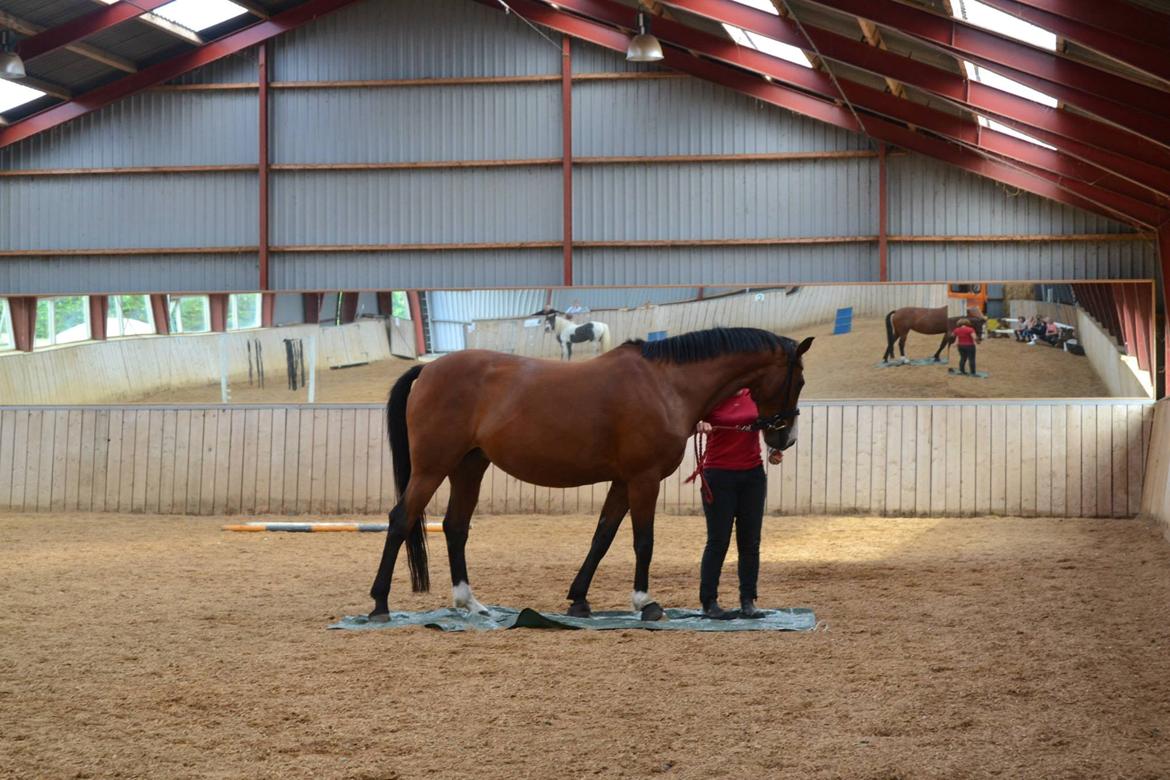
left=0, top=281, right=1155, bottom=404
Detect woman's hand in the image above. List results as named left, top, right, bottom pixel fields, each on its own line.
left=695, top=421, right=713, bottom=434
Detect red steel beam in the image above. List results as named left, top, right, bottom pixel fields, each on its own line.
left=546, top=0, right=1167, bottom=225
left=987, top=0, right=1170, bottom=51
left=561, top=34, right=573, bottom=286
left=661, top=0, right=1170, bottom=194
left=0, top=0, right=364, bottom=150
left=805, top=0, right=1170, bottom=147
left=15, top=0, right=174, bottom=62
left=502, top=0, right=1147, bottom=226
left=978, top=0, right=1170, bottom=84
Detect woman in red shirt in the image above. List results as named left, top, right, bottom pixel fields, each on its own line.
left=693, top=388, right=780, bottom=619
left=952, top=317, right=978, bottom=375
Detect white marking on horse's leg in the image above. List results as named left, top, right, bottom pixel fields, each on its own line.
left=631, top=590, right=654, bottom=611
left=453, top=581, right=489, bottom=615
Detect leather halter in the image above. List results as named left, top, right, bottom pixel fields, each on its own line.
left=751, top=344, right=801, bottom=433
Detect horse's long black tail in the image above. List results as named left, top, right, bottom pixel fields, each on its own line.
left=387, top=364, right=429, bottom=592
left=884, top=310, right=897, bottom=359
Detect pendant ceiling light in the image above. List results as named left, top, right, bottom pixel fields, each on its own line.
left=0, top=30, right=25, bottom=80
left=626, top=12, right=664, bottom=62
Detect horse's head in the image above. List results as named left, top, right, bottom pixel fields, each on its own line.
left=750, top=336, right=814, bottom=452
left=542, top=312, right=558, bottom=333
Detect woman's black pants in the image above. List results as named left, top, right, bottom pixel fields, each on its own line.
left=699, top=465, right=766, bottom=606
left=958, top=345, right=976, bottom=374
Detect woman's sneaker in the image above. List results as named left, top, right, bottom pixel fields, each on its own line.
left=702, top=600, right=735, bottom=620
left=739, top=599, right=766, bottom=619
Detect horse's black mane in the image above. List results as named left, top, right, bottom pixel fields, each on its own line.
left=625, top=327, right=796, bottom=364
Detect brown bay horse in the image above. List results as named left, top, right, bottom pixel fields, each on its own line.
left=370, top=328, right=814, bottom=621
left=883, top=306, right=986, bottom=363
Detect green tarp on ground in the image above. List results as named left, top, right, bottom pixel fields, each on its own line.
left=329, top=606, right=817, bottom=632
left=876, top=357, right=949, bottom=368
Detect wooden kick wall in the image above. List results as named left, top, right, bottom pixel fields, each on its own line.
left=0, top=400, right=1154, bottom=519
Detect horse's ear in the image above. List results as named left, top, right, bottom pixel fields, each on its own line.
left=796, top=336, right=814, bottom=356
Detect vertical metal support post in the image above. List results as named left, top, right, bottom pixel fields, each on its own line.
left=258, top=42, right=272, bottom=312
left=406, top=290, right=426, bottom=357
left=150, top=294, right=170, bottom=335
left=878, top=142, right=889, bottom=283
left=89, top=295, right=108, bottom=341
left=561, top=35, right=573, bottom=286
left=9, top=296, right=36, bottom=352
left=1158, top=223, right=1170, bottom=398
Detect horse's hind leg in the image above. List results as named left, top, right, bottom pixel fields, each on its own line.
left=444, top=449, right=491, bottom=615
left=898, top=334, right=909, bottom=362
left=369, top=469, right=447, bottom=619
left=566, top=481, right=629, bottom=617
left=932, top=333, right=950, bottom=361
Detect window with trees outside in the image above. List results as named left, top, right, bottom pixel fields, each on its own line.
left=109, top=295, right=156, bottom=338
left=34, top=296, right=91, bottom=348
left=0, top=298, right=14, bottom=351
left=391, top=291, right=409, bottom=319
left=167, top=295, right=211, bottom=334
left=227, top=293, right=261, bottom=330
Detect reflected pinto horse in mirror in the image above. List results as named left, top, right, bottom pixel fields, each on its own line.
left=883, top=305, right=986, bottom=364
left=542, top=310, right=613, bottom=361
left=368, top=327, right=814, bottom=622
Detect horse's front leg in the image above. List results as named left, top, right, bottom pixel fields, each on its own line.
left=628, top=477, right=665, bottom=621
left=566, top=482, right=629, bottom=617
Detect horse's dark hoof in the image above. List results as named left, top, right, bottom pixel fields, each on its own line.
left=640, top=602, right=666, bottom=622
left=567, top=601, right=592, bottom=618
left=368, top=611, right=390, bottom=623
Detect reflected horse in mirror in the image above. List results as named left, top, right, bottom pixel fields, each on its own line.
left=883, top=305, right=986, bottom=363
left=368, top=328, right=814, bottom=623
left=543, top=311, right=613, bottom=361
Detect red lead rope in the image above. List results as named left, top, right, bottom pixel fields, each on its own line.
left=685, top=427, right=783, bottom=505
left=685, top=432, right=713, bottom=504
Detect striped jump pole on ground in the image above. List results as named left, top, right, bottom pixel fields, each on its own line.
left=222, top=521, right=444, bottom=533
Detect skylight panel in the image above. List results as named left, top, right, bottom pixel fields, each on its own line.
left=732, top=0, right=780, bottom=14
left=954, top=0, right=1056, bottom=50
left=97, top=0, right=247, bottom=34
left=722, top=24, right=812, bottom=70
left=979, top=115, right=1056, bottom=150
left=724, top=0, right=813, bottom=69
left=151, top=0, right=249, bottom=32
left=0, top=80, right=45, bottom=114
left=964, top=61, right=1058, bottom=107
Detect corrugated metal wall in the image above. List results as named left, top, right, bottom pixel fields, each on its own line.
left=0, top=0, right=1155, bottom=296
left=0, top=255, right=258, bottom=295
left=886, top=156, right=1153, bottom=280
left=574, top=245, right=877, bottom=286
